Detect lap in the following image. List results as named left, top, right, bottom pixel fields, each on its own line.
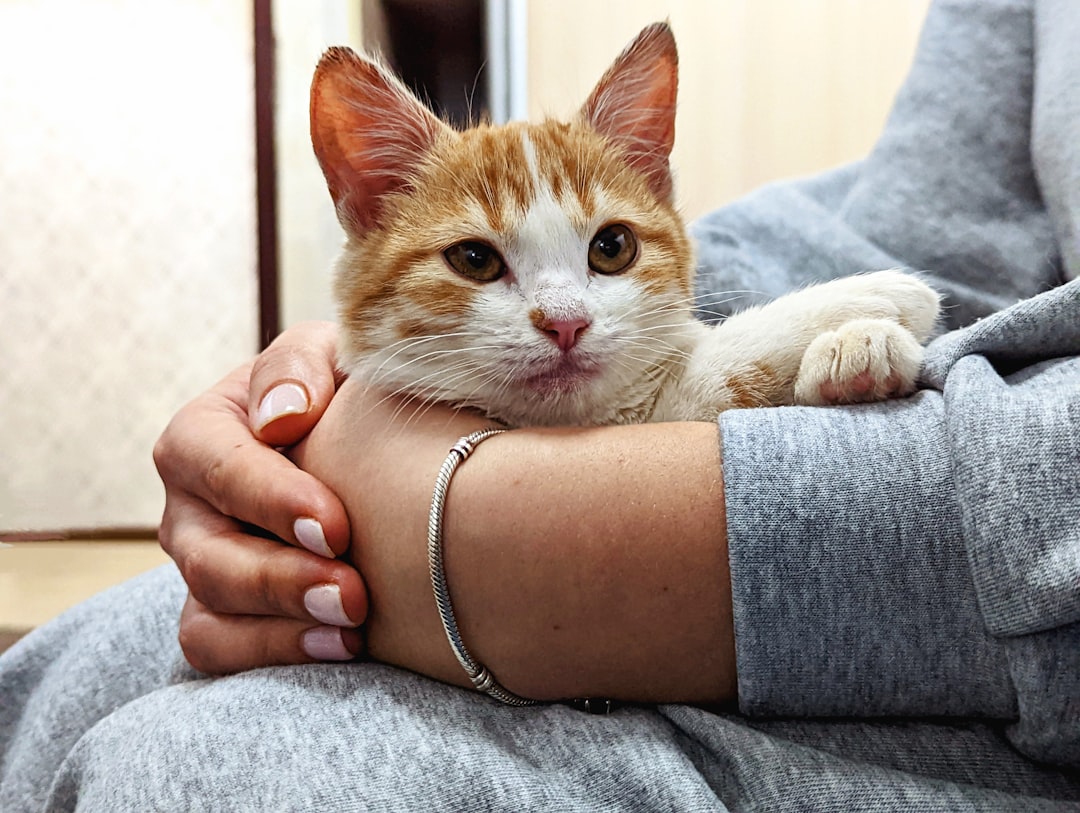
left=54, top=666, right=721, bottom=811
left=4, top=562, right=1078, bottom=812
left=1, top=566, right=721, bottom=812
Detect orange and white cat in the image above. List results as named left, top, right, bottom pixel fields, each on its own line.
left=310, top=23, right=939, bottom=427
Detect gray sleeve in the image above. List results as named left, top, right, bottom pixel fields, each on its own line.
left=698, top=0, right=1080, bottom=766
left=721, top=280, right=1080, bottom=767
left=1033, top=0, right=1080, bottom=281
left=721, top=395, right=1016, bottom=721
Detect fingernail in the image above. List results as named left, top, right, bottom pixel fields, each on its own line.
left=301, top=626, right=354, bottom=661
left=294, top=517, right=333, bottom=558
left=256, top=383, right=309, bottom=431
left=304, top=584, right=354, bottom=627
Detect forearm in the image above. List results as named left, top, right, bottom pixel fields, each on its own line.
left=293, top=381, right=735, bottom=704
left=444, top=422, right=734, bottom=703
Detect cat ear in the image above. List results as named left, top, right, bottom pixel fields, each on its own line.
left=580, top=22, right=678, bottom=202
left=310, top=47, right=451, bottom=233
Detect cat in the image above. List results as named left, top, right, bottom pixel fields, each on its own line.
left=310, top=22, right=940, bottom=428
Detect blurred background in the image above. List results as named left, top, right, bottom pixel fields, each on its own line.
left=0, top=0, right=929, bottom=638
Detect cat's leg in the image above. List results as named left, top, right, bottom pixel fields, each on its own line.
left=654, top=270, right=940, bottom=421
left=793, top=317, right=925, bottom=406
left=794, top=270, right=941, bottom=343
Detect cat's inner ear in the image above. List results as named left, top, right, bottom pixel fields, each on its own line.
left=310, top=47, right=451, bottom=233
left=580, top=22, right=678, bottom=202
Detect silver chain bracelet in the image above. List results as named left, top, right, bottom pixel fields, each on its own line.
left=427, top=428, right=540, bottom=707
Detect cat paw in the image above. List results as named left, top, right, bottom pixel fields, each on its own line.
left=794, top=318, right=924, bottom=406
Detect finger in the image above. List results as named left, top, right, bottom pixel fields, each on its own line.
left=155, top=376, right=351, bottom=558
left=249, top=321, right=343, bottom=448
left=179, top=594, right=365, bottom=675
left=161, top=492, right=367, bottom=624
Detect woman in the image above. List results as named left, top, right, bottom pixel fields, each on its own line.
left=3, top=0, right=1078, bottom=809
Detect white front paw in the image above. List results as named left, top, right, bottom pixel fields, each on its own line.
left=794, top=318, right=925, bottom=406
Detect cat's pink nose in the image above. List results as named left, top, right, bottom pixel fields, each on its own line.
left=539, top=318, right=590, bottom=353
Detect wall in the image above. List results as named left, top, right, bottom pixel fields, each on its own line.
left=274, top=0, right=365, bottom=330
left=526, top=0, right=932, bottom=220
left=0, top=0, right=258, bottom=534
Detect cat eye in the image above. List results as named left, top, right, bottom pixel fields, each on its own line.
left=443, top=241, right=507, bottom=282
left=588, top=224, right=638, bottom=275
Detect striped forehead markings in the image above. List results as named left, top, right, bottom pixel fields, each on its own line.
left=515, top=131, right=587, bottom=268
left=519, top=131, right=598, bottom=242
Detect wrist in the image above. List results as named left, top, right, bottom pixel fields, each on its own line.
left=290, top=380, right=488, bottom=687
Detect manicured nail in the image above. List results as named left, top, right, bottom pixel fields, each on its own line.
left=304, top=584, right=354, bottom=627
left=301, top=626, right=354, bottom=661
left=256, top=383, right=309, bottom=431
left=294, top=517, right=333, bottom=558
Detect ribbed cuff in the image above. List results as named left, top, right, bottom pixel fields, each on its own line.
left=719, top=395, right=1014, bottom=719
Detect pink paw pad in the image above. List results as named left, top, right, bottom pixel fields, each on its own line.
left=819, top=369, right=905, bottom=405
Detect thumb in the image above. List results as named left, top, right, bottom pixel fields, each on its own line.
left=250, top=321, right=342, bottom=447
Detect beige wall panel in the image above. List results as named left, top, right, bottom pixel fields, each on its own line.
left=275, top=0, right=365, bottom=328
left=0, top=0, right=258, bottom=534
left=527, top=0, right=931, bottom=219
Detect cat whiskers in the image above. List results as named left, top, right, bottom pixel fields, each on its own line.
left=614, top=289, right=765, bottom=326
left=607, top=317, right=692, bottom=367
left=368, top=340, right=523, bottom=428
left=366, top=330, right=490, bottom=386
left=371, top=357, right=502, bottom=429
left=656, top=289, right=766, bottom=318
left=612, top=332, right=690, bottom=361
left=369, top=348, right=494, bottom=401
left=607, top=339, right=690, bottom=386
left=609, top=302, right=695, bottom=345
left=599, top=299, right=699, bottom=387
left=689, top=289, right=770, bottom=321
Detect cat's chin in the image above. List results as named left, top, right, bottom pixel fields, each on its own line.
left=520, top=361, right=599, bottom=396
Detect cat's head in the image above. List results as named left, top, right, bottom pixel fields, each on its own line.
left=311, top=23, right=695, bottom=426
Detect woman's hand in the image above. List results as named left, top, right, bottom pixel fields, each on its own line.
left=292, top=379, right=736, bottom=705
left=154, top=321, right=367, bottom=674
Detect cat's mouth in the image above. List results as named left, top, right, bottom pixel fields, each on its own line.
left=520, top=359, right=600, bottom=395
